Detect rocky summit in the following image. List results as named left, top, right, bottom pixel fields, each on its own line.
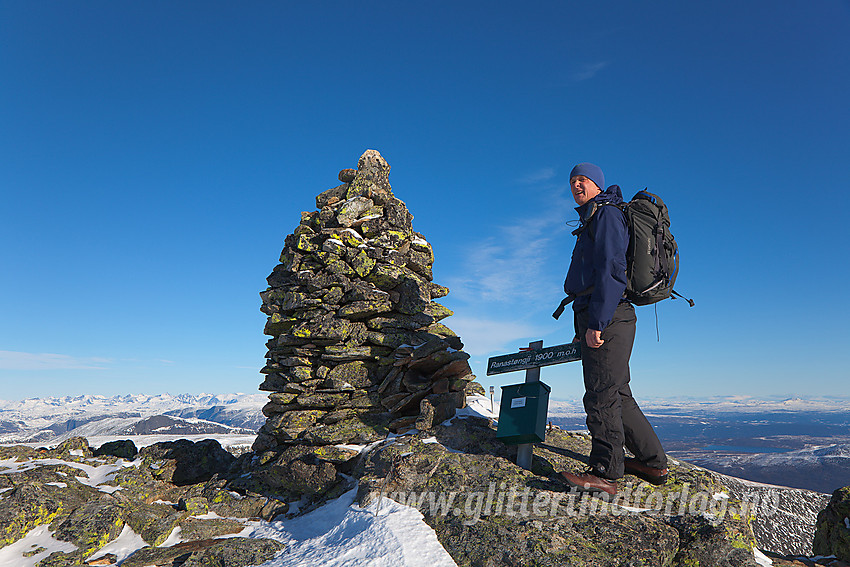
left=1, top=149, right=848, bottom=566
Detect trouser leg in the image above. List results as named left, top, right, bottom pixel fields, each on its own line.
left=620, top=381, right=667, bottom=469
left=575, top=302, right=666, bottom=478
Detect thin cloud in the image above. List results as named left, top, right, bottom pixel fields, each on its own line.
left=573, top=61, right=609, bottom=81
left=518, top=167, right=557, bottom=184
left=0, top=350, right=110, bottom=371
left=449, top=317, right=543, bottom=356
left=446, top=187, right=573, bottom=305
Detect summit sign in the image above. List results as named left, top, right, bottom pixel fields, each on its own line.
left=486, top=342, right=581, bottom=376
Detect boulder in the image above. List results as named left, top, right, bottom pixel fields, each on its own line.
left=813, top=486, right=850, bottom=561
left=138, top=439, right=236, bottom=486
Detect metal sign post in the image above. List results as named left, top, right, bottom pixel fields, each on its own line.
left=487, top=340, right=582, bottom=471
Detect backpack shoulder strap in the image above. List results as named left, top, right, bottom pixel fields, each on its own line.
left=572, top=201, right=626, bottom=238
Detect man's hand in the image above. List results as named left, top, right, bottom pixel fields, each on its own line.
left=585, top=328, right=605, bottom=349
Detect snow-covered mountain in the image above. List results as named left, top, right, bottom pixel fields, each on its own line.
left=0, top=393, right=266, bottom=445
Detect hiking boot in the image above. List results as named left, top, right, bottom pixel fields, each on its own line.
left=560, top=468, right=617, bottom=496
left=624, top=457, right=668, bottom=485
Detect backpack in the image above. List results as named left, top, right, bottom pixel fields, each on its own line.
left=552, top=188, right=693, bottom=320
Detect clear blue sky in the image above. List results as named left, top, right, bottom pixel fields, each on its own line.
left=2, top=1, right=848, bottom=402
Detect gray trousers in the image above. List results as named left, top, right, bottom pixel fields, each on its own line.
left=574, top=301, right=667, bottom=479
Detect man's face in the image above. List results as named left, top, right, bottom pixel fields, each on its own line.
left=571, top=175, right=601, bottom=206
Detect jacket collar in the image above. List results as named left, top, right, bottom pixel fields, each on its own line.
left=574, top=184, right=623, bottom=216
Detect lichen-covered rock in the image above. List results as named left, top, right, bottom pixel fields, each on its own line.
left=813, top=486, right=850, bottom=561
left=121, top=537, right=285, bottom=567
left=138, top=439, right=236, bottom=486
left=350, top=418, right=764, bottom=567
left=55, top=436, right=93, bottom=458
left=0, top=483, right=75, bottom=548
left=251, top=445, right=340, bottom=496
left=52, top=497, right=125, bottom=556
left=93, top=439, right=138, bottom=460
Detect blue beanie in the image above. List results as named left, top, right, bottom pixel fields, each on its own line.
left=570, top=163, right=605, bottom=191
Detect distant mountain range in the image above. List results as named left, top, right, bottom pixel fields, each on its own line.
left=0, top=393, right=266, bottom=445
left=3, top=393, right=848, bottom=494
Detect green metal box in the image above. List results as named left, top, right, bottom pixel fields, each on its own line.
left=496, top=381, right=551, bottom=445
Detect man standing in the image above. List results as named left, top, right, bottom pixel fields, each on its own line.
left=560, top=163, right=668, bottom=496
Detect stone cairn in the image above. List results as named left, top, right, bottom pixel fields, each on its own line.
left=252, top=150, right=477, bottom=456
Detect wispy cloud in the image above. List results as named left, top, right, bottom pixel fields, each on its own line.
left=517, top=167, right=557, bottom=184
left=449, top=317, right=544, bottom=356
left=445, top=186, right=572, bottom=305
left=573, top=61, right=609, bottom=81
left=0, top=351, right=110, bottom=371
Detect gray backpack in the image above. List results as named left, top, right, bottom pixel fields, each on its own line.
left=553, top=188, right=693, bottom=320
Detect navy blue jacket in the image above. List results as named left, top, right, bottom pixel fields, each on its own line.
left=564, top=185, right=629, bottom=331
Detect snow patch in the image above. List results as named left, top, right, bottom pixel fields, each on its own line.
left=845, top=517, right=850, bottom=530
left=45, top=482, right=67, bottom=488
left=191, top=511, right=225, bottom=520
left=237, top=486, right=456, bottom=566
left=86, top=523, right=148, bottom=564
left=421, top=437, right=464, bottom=454
left=441, top=394, right=496, bottom=427
left=753, top=547, right=773, bottom=566
left=158, top=526, right=183, bottom=547
left=0, top=524, right=78, bottom=567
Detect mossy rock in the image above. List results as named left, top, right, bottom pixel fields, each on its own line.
left=366, top=264, right=408, bottom=290
left=52, top=498, right=125, bottom=556
left=177, top=516, right=245, bottom=540
left=121, top=537, right=286, bottom=567
left=326, top=361, right=371, bottom=387
left=54, top=437, right=93, bottom=458
left=350, top=249, right=377, bottom=278
left=813, top=486, right=850, bottom=561
left=338, top=298, right=393, bottom=320
left=0, top=483, right=71, bottom=547
left=424, top=301, right=454, bottom=322
left=263, top=313, right=297, bottom=337
left=299, top=413, right=391, bottom=445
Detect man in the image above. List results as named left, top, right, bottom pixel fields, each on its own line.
left=560, top=162, right=668, bottom=496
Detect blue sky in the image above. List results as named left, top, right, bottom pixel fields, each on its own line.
left=1, top=1, right=848, bottom=402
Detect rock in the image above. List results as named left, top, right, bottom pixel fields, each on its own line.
left=0, top=482, right=80, bottom=548
left=326, top=360, right=371, bottom=387
left=93, top=439, right=138, bottom=459
left=337, top=196, right=374, bottom=227
left=352, top=149, right=392, bottom=195
left=121, top=537, right=285, bottom=567
left=253, top=446, right=340, bottom=496
left=55, top=436, right=93, bottom=458
left=139, top=439, right=236, bottom=486
left=719, top=473, right=830, bottom=556
left=813, top=486, right=850, bottom=561
left=351, top=420, right=766, bottom=567
left=316, top=183, right=348, bottom=209
left=177, top=516, right=246, bottom=540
